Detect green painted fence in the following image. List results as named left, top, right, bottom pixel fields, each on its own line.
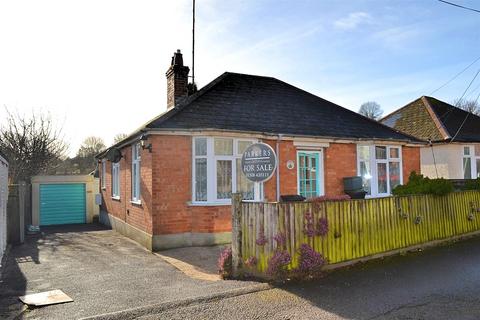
left=232, top=191, right=480, bottom=278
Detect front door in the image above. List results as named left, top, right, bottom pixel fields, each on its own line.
left=297, top=151, right=324, bottom=198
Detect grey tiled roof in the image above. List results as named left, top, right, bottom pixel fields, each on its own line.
left=146, top=72, right=420, bottom=142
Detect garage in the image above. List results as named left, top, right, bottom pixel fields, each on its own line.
left=40, top=183, right=86, bottom=226
left=32, top=175, right=100, bottom=227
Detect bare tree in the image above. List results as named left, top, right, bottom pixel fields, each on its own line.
left=358, top=101, right=383, bottom=120
left=75, top=136, right=106, bottom=174
left=0, top=108, right=68, bottom=183
left=113, top=133, right=128, bottom=143
left=453, top=98, right=480, bottom=115
left=77, top=136, right=106, bottom=158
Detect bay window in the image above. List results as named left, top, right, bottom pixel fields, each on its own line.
left=192, top=137, right=262, bottom=204
left=357, top=145, right=402, bottom=197
left=463, top=145, right=480, bottom=179
left=112, top=162, right=120, bottom=199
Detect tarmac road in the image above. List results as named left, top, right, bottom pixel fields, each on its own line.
left=140, top=236, right=480, bottom=320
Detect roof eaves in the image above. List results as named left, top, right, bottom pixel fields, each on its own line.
left=145, top=127, right=427, bottom=145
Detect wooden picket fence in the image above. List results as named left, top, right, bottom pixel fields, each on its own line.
left=231, top=191, right=480, bottom=279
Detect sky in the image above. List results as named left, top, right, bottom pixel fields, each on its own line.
left=0, top=0, right=479, bottom=156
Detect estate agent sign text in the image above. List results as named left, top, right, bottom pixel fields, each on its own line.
left=241, top=143, right=277, bottom=183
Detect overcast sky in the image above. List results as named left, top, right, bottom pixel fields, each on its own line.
left=1, top=0, right=479, bottom=156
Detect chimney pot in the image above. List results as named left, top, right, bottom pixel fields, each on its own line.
left=166, top=50, right=190, bottom=110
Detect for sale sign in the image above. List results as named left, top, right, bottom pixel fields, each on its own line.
left=241, top=143, right=277, bottom=183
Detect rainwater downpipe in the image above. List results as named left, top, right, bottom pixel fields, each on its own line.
left=276, top=134, right=283, bottom=202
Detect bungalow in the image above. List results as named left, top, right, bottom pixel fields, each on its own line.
left=97, top=50, right=422, bottom=250
left=382, top=96, right=480, bottom=180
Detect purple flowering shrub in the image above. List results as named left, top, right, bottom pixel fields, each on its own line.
left=266, top=250, right=291, bottom=278
left=256, top=230, right=268, bottom=246
left=245, top=256, right=257, bottom=268
left=297, top=243, right=326, bottom=275
left=217, top=246, right=232, bottom=279
left=273, top=232, right=287, bottom=248
left=303, top=211, right=316, bottom=237
left=316, top=217, right=329, bottom=236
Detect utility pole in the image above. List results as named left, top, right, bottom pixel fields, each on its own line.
left=192, top=0, right=195, bottom=86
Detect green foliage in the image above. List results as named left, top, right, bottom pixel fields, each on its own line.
left=464, top=178, right=480, bottom=190
left=392, top=171, right=454, bottom=196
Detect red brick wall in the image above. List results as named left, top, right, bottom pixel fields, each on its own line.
left=100, top=144, right=153, bottom=234
left=402, top=146, right=421, bottom=183
left=324, top=143, right=358, bottom=196
left=100, top=135, right=421, bottom=238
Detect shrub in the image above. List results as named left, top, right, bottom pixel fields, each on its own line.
left=392, top=171, right=454, bottom=196
left=245, top=256, right=257, bottom=268
left=273, top=232, right=287, bottom=248
left=316, top=217, right=329, bottom=237
left=217, top=246, right=232, bottom=279
left=255, top=232, right=267, bottom=246
left=297, top=243, right=326, bottom=275
left=464, top=178, right=480, bottom=190
left=266, top=250, right=291, bottom=278
left=303, top=211, right=315, bottom=237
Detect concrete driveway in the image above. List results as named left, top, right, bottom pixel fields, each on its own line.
left=0, top=224, right=261, bottom=320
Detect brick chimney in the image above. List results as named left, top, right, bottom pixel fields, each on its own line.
left=166, top=49, right=190, bottom=109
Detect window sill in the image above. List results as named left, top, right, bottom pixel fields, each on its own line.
left=188, top=199, right=263, bottom=206
left=130, top=200, right=142, bottom=205
left=112, top=196, right=121, bottom=201
left=188, top=201, right=232, bottom=207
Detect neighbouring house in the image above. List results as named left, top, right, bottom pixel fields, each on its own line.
left=96, top=50, right=423, bottom=250
left=382, top=96, right=480, bottom=180
left=0, top=150, right=8, bottom=265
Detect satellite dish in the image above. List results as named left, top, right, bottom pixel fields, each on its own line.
left=106, top=148, right=122, bottom=163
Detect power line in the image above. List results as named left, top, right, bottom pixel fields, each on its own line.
left=451, top=83, right=480, bottom=142
left=437, top=0, right=480, bottom=14
left=439, top=68, right=480, bottom=121
left=429, top=55, right=480, bottom=95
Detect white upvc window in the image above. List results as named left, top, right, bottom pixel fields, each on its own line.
left=132, top=143, right=141, bottom=203
left=192, top=137, right=263, bottom=204
left=112, top=162, right=120, bottom=199
left=357, top=145, right=402, bottom=197
left=101, top=159, right=106, bottom=189
left=463, top=145, right=480, bottom=179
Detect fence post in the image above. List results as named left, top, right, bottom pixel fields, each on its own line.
left=231, top=193, right=242, bottom=277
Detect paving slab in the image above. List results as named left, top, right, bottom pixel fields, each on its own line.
left=156, top=244, right=227, bottom=278
left=0, top=224, right=259, bottom=320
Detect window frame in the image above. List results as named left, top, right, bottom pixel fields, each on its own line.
left=111, top=162, right=120, bottom=199
left=356, top=144, right=403, bottom=198
left=101, top=159, right=106, bottom=190
left=462, top=145, right=480, bottom=179
left=131, top=143, right=141, bottom=203
left=296, top=150, right=324, bottom=199
left=191, top=137, right=263, bottom=205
